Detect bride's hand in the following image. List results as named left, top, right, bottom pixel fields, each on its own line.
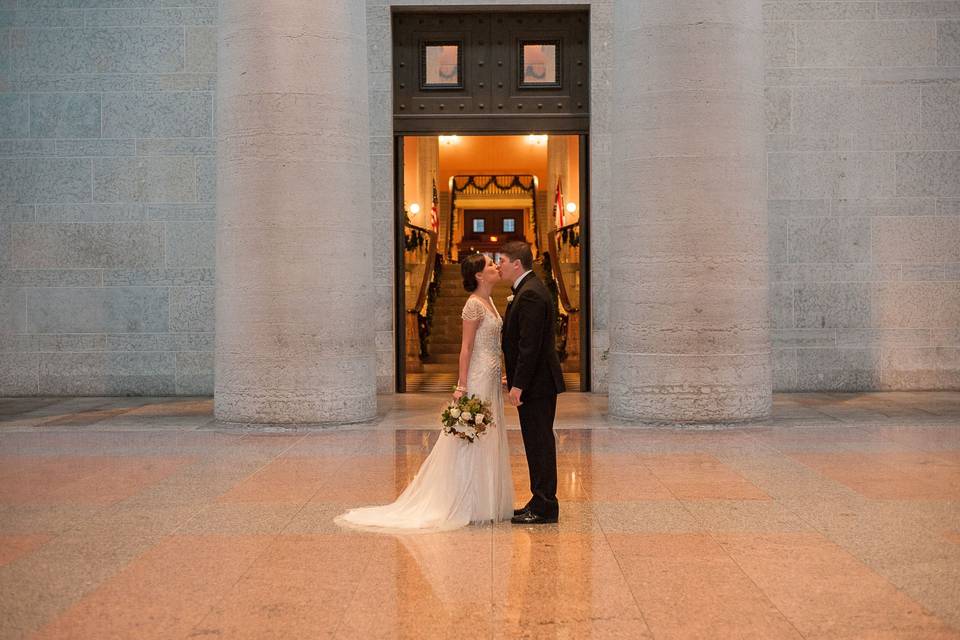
left=453, top=387, right=465, bottom=401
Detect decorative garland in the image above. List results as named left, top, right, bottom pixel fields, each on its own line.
left=448, top=175, right=540, bottom=259
left=539, top=252, right=568, bottom=362
left=418, top=253, right=444, bottom=360
left=558, top=225, right=580, bottom=248
left=405, top=227, right=426, bottom=252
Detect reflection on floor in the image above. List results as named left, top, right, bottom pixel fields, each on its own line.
left=0, top=391, right=958, bottom=638
left=406, top=371, right=581, bottom=393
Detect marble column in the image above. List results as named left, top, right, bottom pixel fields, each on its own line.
left=215, top=0, right=377, bottom=424
left=608, top=1, right=771, bottom=422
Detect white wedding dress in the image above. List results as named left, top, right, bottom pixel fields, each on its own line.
left=335, top=296, right=514, bottom=532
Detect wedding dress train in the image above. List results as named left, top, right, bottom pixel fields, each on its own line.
left=335, top=296, right=514, bottom=532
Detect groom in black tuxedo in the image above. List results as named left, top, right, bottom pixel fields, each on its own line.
left=498, top=241, right=565, bottom=524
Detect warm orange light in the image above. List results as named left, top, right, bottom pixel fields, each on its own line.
left=439, top=135, right=460, bottom=145
left=566, top=202, right=577, bottom=213
left=526, top=134, right=547, bottom=145
left=409, top=202, right=421, bottom=214
left=489, top=235, right=498, bottom=242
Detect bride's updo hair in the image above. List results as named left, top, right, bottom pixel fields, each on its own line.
left=460, top=253, right=487, bottom=292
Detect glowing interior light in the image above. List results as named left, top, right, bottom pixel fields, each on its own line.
left=439, top=135, right=460, bottom=145
left=566, top=202, right=577, bottom=213
left=409, top=203, right=421, bottom=214
left=526, top=134, right=547, bottom=145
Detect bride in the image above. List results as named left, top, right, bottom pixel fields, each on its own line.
left=335, top=253, right=514, bottom=532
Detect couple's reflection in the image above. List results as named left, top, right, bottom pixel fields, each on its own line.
left=378, top=526, right=561, bottom=637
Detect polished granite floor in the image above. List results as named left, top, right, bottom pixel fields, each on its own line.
left=0, top=391, right=959, bottom=639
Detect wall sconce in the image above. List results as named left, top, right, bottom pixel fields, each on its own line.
left=439, top=135, right=460, bottom=145
left=566, top=202, right=577, bottom=214
left=526, top=134, right=547, bottom=145
left=489, top=235, right=499, bottom=242
left=408, top=203, right=421, bottom=214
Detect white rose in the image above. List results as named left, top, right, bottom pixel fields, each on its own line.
left=464, top=427, right=476, bottom=438
left=450, top=408, right=461, bottom=418
left=474, top=414, right=485, bottom=425
left=461, top=411, right=472, bottom=421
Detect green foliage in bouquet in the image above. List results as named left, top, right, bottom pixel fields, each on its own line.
left=440, top=393, right=495, bottom=443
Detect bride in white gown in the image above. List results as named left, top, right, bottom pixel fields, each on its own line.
left=335, top=254, right=514, bottom=532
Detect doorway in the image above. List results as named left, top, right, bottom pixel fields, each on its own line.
left=395, top=134, right=590, bottom=393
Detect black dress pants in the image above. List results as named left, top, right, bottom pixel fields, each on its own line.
left=517, top=393, right=559, bottom=518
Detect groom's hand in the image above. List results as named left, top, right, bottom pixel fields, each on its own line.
left=509, top=387, right=523, bottom=406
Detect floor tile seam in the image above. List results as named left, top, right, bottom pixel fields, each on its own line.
left=794, top=530, right=960, bottom=633
left=9, top=400, right=116, bottom=423
left=209, top=443, right=326, bottom=509
left=0, top=512, right=102, bottom=572
left=737, top=491, right=960, bottom=630
left=708, top=450, right=867, bottom=503
left=275, top=441, right=379, bottom=512
left=621, top=454, right=810, bottom=633
left=176, top=533, right=288, bottom=640
left=594, top=508, right=656, bottom=639
left=668, top=496, right=812, bottom=640
left=624, top=457, right=684, bottom=499
left=636, top=450, right=775, bottom=500
left=329, top=536, right=387, bottom=640
left=8, top=511, right=212, bottom=640
left=18, top=461, right=124, bottom=504
left=271, top=466, right=349, bottom=538
left=162, top=434, right=316, bottom=526
left=832, top=443, right=959, bottom=490
left=32, top=406, right=142, bottom=429
left=779, top=447, right=914, bottom=495
left=33, top=399, right=155, bottom=427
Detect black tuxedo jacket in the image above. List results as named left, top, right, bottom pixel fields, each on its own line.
left=501, top=273, right=566, bottom=400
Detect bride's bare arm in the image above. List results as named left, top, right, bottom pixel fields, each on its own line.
left=455, top=317, right=481, bottom=400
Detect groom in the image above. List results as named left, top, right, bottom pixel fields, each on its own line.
left=498, top=241, right=565, bottom=525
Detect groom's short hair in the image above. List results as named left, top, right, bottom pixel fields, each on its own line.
left=500, top=241, right=533, bottom=270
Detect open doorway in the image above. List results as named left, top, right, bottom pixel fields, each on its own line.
left=395, top=134, right=589, bottom=393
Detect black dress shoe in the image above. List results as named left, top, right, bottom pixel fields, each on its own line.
left=510, top=510, right=558, bottom=525
left=513, top=500, right=533, bottom=517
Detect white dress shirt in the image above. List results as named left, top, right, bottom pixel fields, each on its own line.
left=512, top=269, right=533, bottom=292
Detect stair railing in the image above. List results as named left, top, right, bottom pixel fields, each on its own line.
left=549, top=221, right=580, bottom=314
left=404, top=220, right=442, bottom=360
left=540, top=220, right=581, bottom=363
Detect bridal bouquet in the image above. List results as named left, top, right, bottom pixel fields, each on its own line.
left=441, top=394, right=494, bottom=443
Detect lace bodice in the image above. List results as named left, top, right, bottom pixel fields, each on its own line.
left=461, top=296, right=503, bottom=387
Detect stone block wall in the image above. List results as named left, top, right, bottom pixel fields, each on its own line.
left=0, top=1, right=217, bottom=395
left=765, top=1, right=960, bottom=390
left=1, top=1, right=958, bottom=396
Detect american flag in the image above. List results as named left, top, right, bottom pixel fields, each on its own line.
left=430, top=178, right=440, bottom=233
left=553, top=176, right=565, bottom=228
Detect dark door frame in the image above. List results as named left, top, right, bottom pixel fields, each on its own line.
left=394, top=131, right=591, bottom=393
left=393, top=135, right=408, bottom=393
